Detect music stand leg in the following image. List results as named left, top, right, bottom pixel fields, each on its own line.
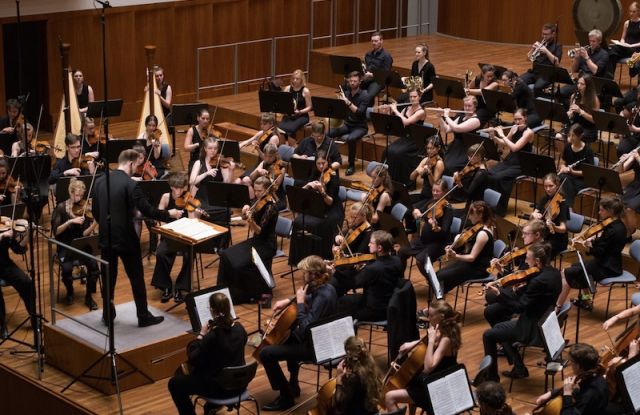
left=248, top=301, right=264, bottom=336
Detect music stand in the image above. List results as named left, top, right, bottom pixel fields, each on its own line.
left=477, top=62, right=508, bottom=78
left=376, top=210, right=410, bottom=248
left=185, top=285, right=237, bottom=333
left=407, top=124, right=438, bottom=155
left=55, top=175, right=93, bottom=204
left=390, top=183, right=412, bottom=210
left=538, top=309, right=567, bottom=363
left=482, top=88, right=516, bottom=124
left=329, top=55, right=364, bottom=77
left=6, top=155, right=51, bottom=189
left=370, top=112, right=405, bottom=153
left=258, top=90, right=295, bottom=118
left=311, top=96, right=349, bottom=135
left=461, top=133, right=500, bottom=161
left=70, top=234, right=100, bottom=258
left=0, top=202, right=26, bottom=219
left=534, top=98, right=570, bottom=157
left=424, top=364, right=475, bottom=415
left=290, top=158, right=315, bottom=181
left=432, top=76, right=466, bottom=108
left=424, top=257, right=443, bottom=301
left=206, top=182, right=250, bottom=246
left=583, top=163, right=623, bottom=201
left=217, top=139, right=241, bottom=162
left=615, top=352, right=640, bottom=414
left=86, top=99, right=123, bottom=120
left=533, top=64, right=574, bottom=86
left=592, top=111, right=629, bottom=167
left=592, top=75, right=623, bottom=98
left=106, top=139, right=138, bottom=163
left=137, top=180, right=170, bottom=208
left=516, top=151, right=556, bottom=215
left=372, top=69, right=405, bottom=105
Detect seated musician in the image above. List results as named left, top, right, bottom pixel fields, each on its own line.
left=0, top=220, right=33, bottom=340
left=150, top=173, right=191, bottom=303
left=290, top=150, right=344, bottom=260
left=615, top=87, right=640, bottom=156
left=239, top=112, right=280, bottom=158
left=217, top=176, right=278, bottom=304
left=81, top=117, right=103, bottom=160
left=465, top=64, right=499, bottom=125
left=475, top=381, right=514, bottom=415
left=137, top=114, right=167, bottom=179
left=329, top=336, right=382, bottom=415
left=168, top=292, right=247, bottom=415
left=487, top=108, right=535, bottom=216
left=483, top=242, right=561, bottom=381
left=501, top=70, right=541, bottom=128
left=531, top=173, right=569, bottom=258
left=0, top=159, right=18, bottom=205
left=335, top=230, right=403, bottom=321
left=556, top=125, right=595, bottom=207
left=520, top=23, right=562, bottom=96
left=131, top=144, right=159, bottom=252
left=10, top=122, right=35, bottom=157
left=51, top=179, right=99, bottom=309
left=260, top=255, right=337, bottom=411
left=362, top=164, right=393, bottom=225
left=603, top=302, right=640, bottom=331
left=0, top=98, right=21, bottom=148
left=410, top=136, right=445, bottom=209
left=396, top=43, right=436, bottom=104
left=72, top=69, right=95, bottom=114
left=440, top=96, right=481, bottom=175
left=328, top=70, right=369, bottom=176
left=49, top=134, right=95, bottom=186
left=399, top=179, right=453, bottom=277
left=621, top=147, right=640, bottom=212
left=438, top=200, right=494, bottom=294
left=558, top=75, right=600, bottom=144
left=184, top=108, right=210, bottom=171
left=484, top=219, right=546, bottom=328
left=383, top=88, right=426, bottom=188
left=608, top=2, right=640, bottom=78
left=534, top=343, right=608, bottom=415
left=450, top=143, right=488, bottom=204
left=236, top=143, right=285, bottom=209
left=560, top=29, right=609, bottom=100
left=558, top=196, right=627, bottom=310
left=362, top=31, right=393, bottom=106
left=279, top=69, right=312, bottom=145
left=151, top=65, right=173, bottom=129
left=292, top=121, right=341, bottom=171
left=384, top=300, right=461, bottom=412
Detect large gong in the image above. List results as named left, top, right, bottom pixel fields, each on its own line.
left=572, top=0, right=622, bottom=39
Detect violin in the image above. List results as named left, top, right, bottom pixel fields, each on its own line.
left=570, top=217, right=614, bottom=249
left=31, top=140, right=52, bottom=155
left=333, top=253, right=376, bottom=267
left=247, top=194, right=274, bottom=221
left=341, top=221, right=371, bottom=250
left=209, top=154, right=234, bottom=169
left=545, top=192, right=564, bottom=221
left=72, top=155, right=96, bottom=170
left=0, top=216, right=28, bottom=234
left=71, top=198, right=94, bottom=220
left=174, top=192, right=208, bottom=217
left=87, top=131, right=107, bottom=146
left=493, top=266, right=540, bottom=289
left=257, top=126, right=276, bottom=146
left=347, top=181, right=370, bottom=192
left=454, top=162, right=480, bottom=186
left=268, top=160, right=287, bottom=178
left=446, top=223, right=483, bottom=258
left=206, top=123, right=222, bottom=139
left=487, top=245, right=529, bottom=275
left=601, top=320, right=640, bottom=367
left=423, top=198, right=449, bottom=230
left=0, top=176, right=17, bottom=195
left=136, top=160, right=158, bottom=180
left=321, top=167, right=336, bottom=186
left=363, top=184, right=385, bottom=206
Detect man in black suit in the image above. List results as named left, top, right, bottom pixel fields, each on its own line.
left=482, top=242, right=561, bottom=381
left=335, top=229, right=404, bottom=321
left=93, top=149, right=182, bottom=327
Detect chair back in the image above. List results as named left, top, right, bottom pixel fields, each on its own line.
left=566, top=212, right=585, bottom=234
left=483, top=188, right=501, bottom=209
left=387, top=280, right=419, bottom=360
left=215, top=361, right=258, bottom=392
left=493, top=239, right=507, bottom=258
left=366, top=161, right=384, bottom=176
left=390, top=203, right=408, bottom=222
left=278, top=144, right=295, bottom=162
left=629, top=240, right=640, bottom=262
left=275, top=216, right=293, bottom=238
left=441, top=175, right=454, bottom=191
left=338, top=186, right=347, bottom=203
left=472, top=355, right=493, bottom=387
left=282, top=176, right=294, bottom=190
left=450, top=216, right=461, bottom=235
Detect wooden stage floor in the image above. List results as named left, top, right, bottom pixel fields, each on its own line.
left=1, top=33, right=638, bottom=414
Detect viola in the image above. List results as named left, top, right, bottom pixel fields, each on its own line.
left=0, top=216, right=28, bottom=234
left=486, top=245, right=529, bottom=275
left=268, top=160, right=287, bottom=178
left=136, top=160, right=158, bottom=180
left=544, top=192, right=565, bottom=222
left=247, top=194, right=274, bottom=221
left=494, top=266, right=540, bottom=289
left=570, top=217, right=614, bottom=249
left=363, top=184, right=385, bottom=206
left=252, top=300, right=298, bottom=363
left=31, top=140, right=52, bottom=155
left=206, top=123, right=222, bottom=139
left=342, top=221, right=371, bottom=249
left=175, top=192, right=208, bottom=217
left=601, top=321, right=640, bottom=367
left=333, top=253, right=375, bottom=267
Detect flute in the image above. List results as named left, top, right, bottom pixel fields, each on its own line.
left=426, top=107, right=474, bottom=115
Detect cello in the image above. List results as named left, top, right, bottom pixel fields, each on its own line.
left=252, top=299, right=298, bottom=363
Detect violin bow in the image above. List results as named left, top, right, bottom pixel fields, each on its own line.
left=34, top=104, right=43, bottom=144
left=419, top=185, right=457, bottom=219
left=336, top=224, right=355, bottom=257
left=82, top=161, right=101, bottom=217
left=541, top=177, right=567, bottom=221
left=9, top=177, right=20, bottom=233
left=214, top=128, right=230, bottom=170
left=3, top=157, right=19, bottom=199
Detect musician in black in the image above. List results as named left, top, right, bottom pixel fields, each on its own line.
left=239, top=112, right=280, bottom=158
left=560, top=29, right=610, bottom=100
left=260, top=255, right=337, bottom=411
left=465, top=64, right=499, bottom=124
left=51, top=179, right=99, bottom=309
left=217, top=176, right=278, bottom=304
left=558, top=196, right=627, bottom=310
left=476, top=382, right=514, bottom=415
left=362, top=31, right=393, bottom=106
left=72, top=69, right=95, bottom=115
left=49, top=134, right=95, bottom=186
left=335, top=230, right=403, bottom=321
left=328, top=71, right=369, bottom=176
left=93, top=149, right=183, bottom=327
left=556, top=125, right=595, bottom=207
left=152, top=66, right=172, bottom=126
left=292, top=121, right=342, bottom=170
left=482, top=242, right=561, bottom=381
left=531, top=173, right=569, bottom=258
left=502, top=70, right=541, bottom=128
left=608, top=2, right=640, bottom=77
left=440, top=96, right=481, bottom=175
left=0, top=98, right=21, bottom=140
left=622, top=146, right=640, bottom=212
left=183, top=108, right=210, bottom=172
left=450, top=143, right=488, bottom=205
left=534, top=343, right=608, bottom=415
left=615, top=88, right=640, bottom=156
left=168, top=292, right=247, bottom=415
left=236, top=143, right=285, bottom=208
left=520, top=23, right=562, bottom=96
left=137, top=114, right=167, bottom=179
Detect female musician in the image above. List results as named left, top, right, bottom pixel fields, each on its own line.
left=559, top=196, right=627, bottom=310
left=72, top=69, right=95, bottom=115
left=239, top=112, right=280, bottom=157
left=279, top=69, right=312, bottom=144
left=330, top=336, right=382, bottom=415
left=131, top=144, right=155, bottom=181
left=236, top=143, right=285, bottom=207
left=487, top=108, right=534, bottom=216
left=534, top=343, right=607, bottom=415
left=51, top=179, right=99, bottom=309
left=153, top=66, right=172, bottom=120
left=260, top=255, right=337, bottom=411
left=49, top=134, right=94, bottom=186
left=603, top=303, right=640, bottom=330
left=608, top=2, right=640, bottom=76
left=81, top=117, right=103, bottom=159
left=621, top=147, right=640, bottom=211
left=384, top=300, right=462, bottom=412
left=501, top=70, right=540, bottom=128
left=465, top=64, right=499, bottom=124
left=183, top=108, right=210, bottom=171
left=531, top=173, right=569, bottom=258
left=362, top=164, right=393, bottom=225
left=411, top=136, right=445, bottom=208
left=168, top=292, right=247, bottom=415
left=557, top=124, right=595, bottom=207
left=451, top=143, right=488, bottom=204
left=0, top=159, right=17, bottom=205
left=400, top=43, right=436, bottom=104
left=438, top=200, right=494, bottom=293
left=151, top=173, right=191, bottom=303
left=0, top=98, right=21, bottom=138
left=440, top=96, right=481, bottom=175
left=137, top=114, right=167, bottom=179
left=383, top=88, right=425, bottom=187
left=400, top=179, right=453, bottom=278
left=565, top=74, right=600, bottom=143
left=217, top=176, right=278, bottom=304
left=10, top=122, right=35, bottom=157
left=476, top=382, right=513, bottom=415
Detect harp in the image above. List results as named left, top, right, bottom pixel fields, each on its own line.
left=53, top=42, right=82, bottom=159
left=137, top=45, right=171, bottom=152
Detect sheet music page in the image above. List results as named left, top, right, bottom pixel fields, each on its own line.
left=622, top=361, right=640, bottom=411
left=425, top=258, right=443, bottom=299
left=427, top=377, right=456, bottom=415
left=311, top=316, right=354, bottom=363
left=161, top=218, right=221, bottom=241
left=541, top=311, right=564, bottom=359
left=447, top=369, right=474, bottom=413
left=252, top=248, right=275, bottom=288
left=193, top=287, right=237, bottom=328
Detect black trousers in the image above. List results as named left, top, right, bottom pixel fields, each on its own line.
left=168, top=373, right=232, bottom=415
left=60, top=257, right=99, bottom=297
left=259, top=336, right=313, bottom=400
left=482, top=320, right=524, bottom=379
left=338, top=293, right=386, bottom=321
left=484, top=288, right=519, bottom=327
left=328, top=125, right=368, bottom=167
left=0, top=263, right=33, bottom=322
left=101, top=247, right=149, bottom=321
left=150, top=239, right=190, bottom=292
left=520, top=70, right=551, bottom=96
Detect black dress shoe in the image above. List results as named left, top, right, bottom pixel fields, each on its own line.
left=84, top=295, right=98, bottom=311
left=262, top=396, right=294, bottom=411
left=345, top=166, right=355, bottom=176
left=0, top=323, right=8, bottom=340
left=290, top=382, right=301, bottom=398
left=502, top=367, right=529, bottom=379
left=138, top=313, right=164, bottom=328
left=65, top=293, right=74, bottom=306
left=160, top=288, right=172, bottom=303
left=174, top=291, right=184, bottom=303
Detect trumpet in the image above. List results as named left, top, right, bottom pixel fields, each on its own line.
left=528, top=38, right=547, bottom=62
left=568, top=45, right=591, bottom=59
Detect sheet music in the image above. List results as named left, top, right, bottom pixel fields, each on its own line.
left=193, top=287, right=237, bottom=329
left=621, top=361, right=640, bottom=411
left=425, top=258, right=443, bottom=300
left=252, top=248, right=275, bottom=289
left=161, top=218, right=221, bottom=241
left=541, top=311, right=565, bottom=360
left=310, top=316, right=355, bottom=363
left=427, top=367, right=474, bottom=415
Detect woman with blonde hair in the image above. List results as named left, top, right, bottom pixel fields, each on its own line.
left=280, top=69, right=312, bottom=144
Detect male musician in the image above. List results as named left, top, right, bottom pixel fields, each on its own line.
left=335, top=230, right=403, bottom=321
left=560, top=29, right=610, bottom=100
left=328, top=71, right=369, bottom=176
left=484, top=219, right=545, bottom=328
left=92, top=149, right=183, bottom=327
left=362, top=31, right=394, bottom=105
left=558, top=196, right=627, bottom=311
left=260, top=255, right=337, bottom=411
left=292, top=121, right=342, bottom=170
left=0, top=224, right=33, bottom=340
left=482, top=242, right=561, bottom=381
left=520, top=23, right=563, bottom=96
left=49, top=134, right=94, bottom=186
